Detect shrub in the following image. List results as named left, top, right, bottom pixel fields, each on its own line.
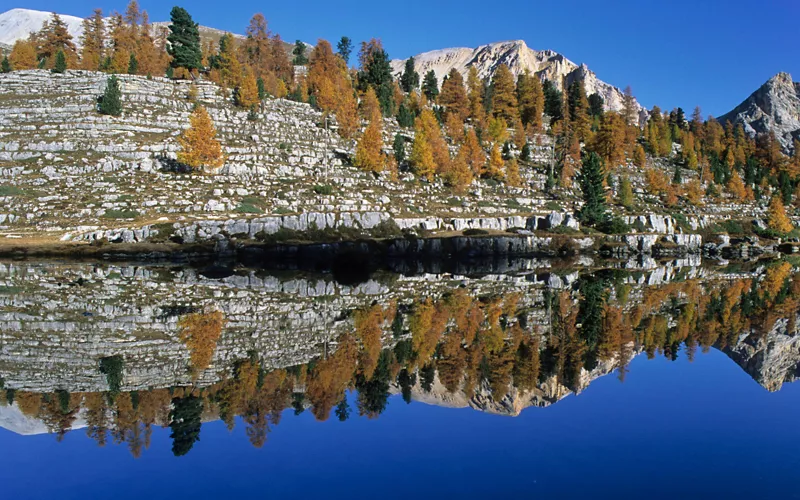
left=599, top=216, right=631, bottom=235
left=313, top=184, right=333, bottom=195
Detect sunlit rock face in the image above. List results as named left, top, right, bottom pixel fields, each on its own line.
left=720, top=72, right=800, bottom=154
left=390, top=40, right=648, bottom=124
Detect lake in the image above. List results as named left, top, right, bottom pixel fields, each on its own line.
left=1, top=257, right=799, bottom=499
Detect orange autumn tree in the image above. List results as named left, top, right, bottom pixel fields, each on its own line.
left=178, top=309, right=226, bottom=375
left=307, top=39, right=359, bottom=138
left=178, top=105, right=225, bottom=173
left=353, top=118, right=384, bottom=173
left=767, top=196, right=793, bottom=234
left=9, top=40, right=37, bottom=70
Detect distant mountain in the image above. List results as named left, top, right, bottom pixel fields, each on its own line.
left=719, top=72, right=800, bottom=153
left=390, top=40, right=647, bottom=124
left=0, top=8, right=243, bottom=48
left=0, top=8, right=316, bottom=62
left=0, top=8, right=83, bottom=51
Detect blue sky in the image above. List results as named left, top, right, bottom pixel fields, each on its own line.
left=15, top=0, right=800, bottom=116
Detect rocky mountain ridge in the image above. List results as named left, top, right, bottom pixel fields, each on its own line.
left=390, top=39, right=648, bottom=124
left=719, top=72, right=800, bottom=154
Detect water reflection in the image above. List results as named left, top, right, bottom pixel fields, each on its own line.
left=1, top=258, right=799, bottom=458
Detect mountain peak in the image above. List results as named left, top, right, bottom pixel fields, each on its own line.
left=720, top=72, right=800, bottom=153
left=390, top=39, right=645, bottom=121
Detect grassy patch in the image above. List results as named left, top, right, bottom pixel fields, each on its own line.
left=235, top=203, right=262, bottom=214
left=102, top=209, right=140, bottom=219
left=544, top=201, right=562, bottom=211
left=313, top=185, right=333, bottom=195
left=0, top=186, right=24, bottom=196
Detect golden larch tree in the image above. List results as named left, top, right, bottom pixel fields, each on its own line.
left=466, top=66, right=487, bottom=130
left=353, top=119, right=384, bottom=173
left=79, top=9, right=106, bottom=71
left=178, top=105, right=225, bottom=173
left=767, top=196, right=793, bottom=234
left=9, top=40, right=37, bottom=70
left=236, top=65, right=260, bottom=109
left=505, top=157, right=521, bottom=187
left=485, top=143, right=504, bottom=179
left=178, top=310, right=226, bottom=375
left=439, top=68, right=469, bottom=122
left=490, top=64, right=518, bottom=122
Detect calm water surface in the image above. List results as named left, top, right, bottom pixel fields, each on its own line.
left=0, top=258, right=799, bottom=499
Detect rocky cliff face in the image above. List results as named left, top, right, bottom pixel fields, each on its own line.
left=719, top=72, right=800, bottom=154
left=390, top=40, right=647, bottom=123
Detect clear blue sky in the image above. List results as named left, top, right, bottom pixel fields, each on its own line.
left=17, top=0, right=800, bottom=117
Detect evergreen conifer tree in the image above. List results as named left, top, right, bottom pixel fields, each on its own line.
left=396, top=101, right=415, bottom=128
left=99, top=75, right=122, bottom=116
left=127, top=52, right=138, bottom=74
left=336, top=36, right=352, bottom=65
left=167, top=6, right=202, bottom=75
left=578, top=152, right=608, bottom=227
left=293, top=40, right=308, bottom=65
left=400, top=57, right=419, bottom=92
left=422, top=70, right=439, bottom=101
left=52, top=50, right=67, bottom=73
left=393, top=134, right=406, bottom=163
left=0, top=56, right=10, bottom=73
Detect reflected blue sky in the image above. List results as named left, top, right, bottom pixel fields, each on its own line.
left=2, top=349, right=799, bottom=499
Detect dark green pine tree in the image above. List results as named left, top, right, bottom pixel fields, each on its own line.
left=292, top=40, right=308, bottom=65
left=400, top=57, right=419, bottom=92
left=256, top=76, right=266, bottom=100
left=98, top=75, right=123, bottom=116
left=422, top=70, right=439, bottom=101
left=52, top=50, right=67, bottom=74
left=396, top=101, right=415, bottom=128
left=1, top=56, right=11, bottom=73
left=335, top=397, right=350, bottom=421
left=358, top=48, right=394, bottom=116
left=578, top=152, right=608, bottom=227
left=127, top=52, right=138, bottom=75
left=542, top=79, right=563, bottom=121
left=588, top=93, right=604, bottom=118
left=336, top=36, right=352, bottom=65
left=169, top=396, right=203, bottom=457
left=167, top=6, right=202, bottom=74
left=393, top=133, right=406, bottom=163
left=672, top=163, right=682, bottom=184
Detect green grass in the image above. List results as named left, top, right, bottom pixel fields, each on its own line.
left=313, top=185, right=333, bottom=195
left=102, top=209, right=140, bottom=219
left=235, top=203, right=262, bottom=214
left=0, top=186, right=24, bottom=196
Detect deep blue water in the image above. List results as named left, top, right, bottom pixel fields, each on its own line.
left=2, top=348, right=799, bottom=500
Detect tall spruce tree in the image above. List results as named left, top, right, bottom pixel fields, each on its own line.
left=336, top=36, right=352, bottom=65
left=52, top=50, right=67, bottom=73
left=588, top=93, right=604, bottom=118
left=543, top=79, right=563, bottom=122
left=578, top=152, right=608, bottom=227
left=293, top=40, right=308, bottom=65
left=167, top=6, right=202, bottom=75
left=99, top=75, right=122, bottom=116
left=1, top=56, right=11, bottom=73
left=400, top=57, right=419, bottom=92
left=127, top=52, right=138, bottom=74
left=358, top=47, right=394, bottom=116
left=169, top=396, right=202, bottom=457
left=422, top=70, right=438, bottom=101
